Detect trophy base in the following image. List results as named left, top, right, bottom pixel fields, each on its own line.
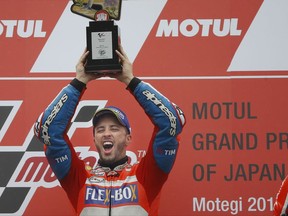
left=85, top=63, right=122, bottom=74
left=85, top=20, right=121, bottom=75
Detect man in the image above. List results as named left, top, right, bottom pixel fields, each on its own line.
left=274, top=175, right=288, bottom=216
left=34, top=45, right=185, bottom=216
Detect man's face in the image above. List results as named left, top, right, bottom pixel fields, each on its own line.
left=93, top=114, right=131, bottom=164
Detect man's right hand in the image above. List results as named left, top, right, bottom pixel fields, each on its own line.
left=75, top=48, right=102, bottom=84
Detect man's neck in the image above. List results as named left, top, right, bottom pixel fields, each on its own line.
left=98, top=156, right=128, bottom=170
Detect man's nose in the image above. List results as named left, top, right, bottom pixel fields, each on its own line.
left=103, top=129, right=112, bottom=136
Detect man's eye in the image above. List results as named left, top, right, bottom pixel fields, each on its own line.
left=96, top=128, right=104, bottom=133
left=111, top=127, right=119, bottom=131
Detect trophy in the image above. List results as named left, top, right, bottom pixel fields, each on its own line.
left=71, top=0, right=122, bottom=74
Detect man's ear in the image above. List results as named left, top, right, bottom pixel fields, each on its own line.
left=125, top=134, right=132, bottom=146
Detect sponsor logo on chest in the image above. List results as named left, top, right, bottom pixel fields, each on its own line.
left=85, top=184, right=139, bottom=206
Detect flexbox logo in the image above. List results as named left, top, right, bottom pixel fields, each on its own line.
left=85, top=184, right=139, bottom=205
left=0, top=100, right=105, bottom=215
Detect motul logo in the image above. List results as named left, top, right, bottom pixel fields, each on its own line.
left=0, top=20, right=46, bottom=38
left=156, top=18, right=242, bottom=37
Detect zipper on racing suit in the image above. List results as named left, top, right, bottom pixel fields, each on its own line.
left=108, top=173, right=118, bottom=216
left=108, top=176, right=113, bottom=216
left=109, top=178, right=112, bottom=216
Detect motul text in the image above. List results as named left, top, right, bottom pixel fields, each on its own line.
left=0, top=20, right=46, bottom=38
left=156, top=18, right=242, bottom=37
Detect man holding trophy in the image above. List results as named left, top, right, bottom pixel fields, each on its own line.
left=34, top=1, right=186, bottom=215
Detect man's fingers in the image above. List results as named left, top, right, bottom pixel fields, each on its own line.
left=79, top=50, right=89, bottom=64
left=82, top=50, right=89, bottom=60
left=120, top=45, right=129, bottom=59
left=116, top=50, right=125, bottom=61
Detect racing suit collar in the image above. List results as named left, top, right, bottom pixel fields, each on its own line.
left=98, top=156, right=128, bottom=170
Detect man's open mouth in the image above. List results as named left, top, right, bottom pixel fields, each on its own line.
left=103, top=141, right=114, bottom=152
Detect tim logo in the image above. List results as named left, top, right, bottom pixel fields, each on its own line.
left=85, top=184, right=139, bottom=206
left=156, top=147, right=176, bottom=156
left=0, top=100, right=106, bottom=216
